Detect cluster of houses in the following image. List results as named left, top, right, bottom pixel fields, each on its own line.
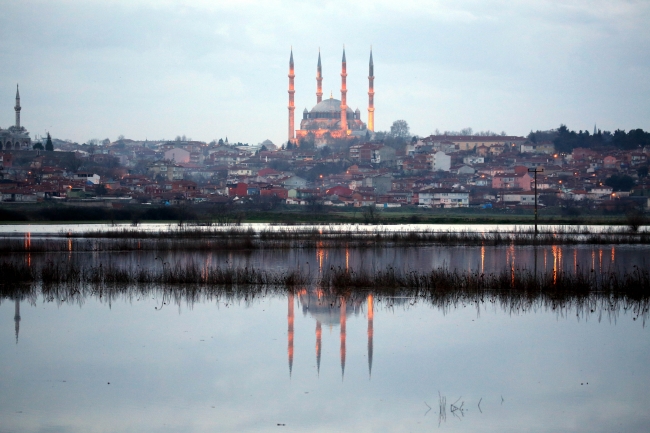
left=1, top=134, right=649, bottom=211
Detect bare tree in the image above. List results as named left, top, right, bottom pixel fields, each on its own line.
left=390, top=120, right=410, bottom=138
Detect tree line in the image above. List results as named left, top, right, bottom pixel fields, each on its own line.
left=529, top=125, right=650, bottom=153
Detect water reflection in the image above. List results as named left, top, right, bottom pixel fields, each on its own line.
left=14, top=299, right=20, bottom=344
left=3, top=244, right=646, bottom=278
left=292, top=289, right=374, bottom=379
left=2, top=290, right=648, bottom=433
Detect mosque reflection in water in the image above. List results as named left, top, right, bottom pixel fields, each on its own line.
left=288, top=290, right=373, bottom=379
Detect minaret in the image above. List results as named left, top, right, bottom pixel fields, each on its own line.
left=288, top=292, right=294, bottom=377
left=340, top=297, right=347, bottom=380
left=316, top=50, right=323, bottom=104
left=340, top=47, right=348, bottom=132
left=367, top=294, right=373, bottom=378
left=368, top=49, right=375, bottom=132
left=315, top=320, right=322, bottom=376
left=14, top=299, right=20, bottom=344
left=15, top=84, right=21, bottom=129
left=288, top=49, right=295, bottom=143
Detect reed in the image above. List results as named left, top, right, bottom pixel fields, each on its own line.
left=2, top=225, right=650, bottom=254
left=2, top=260, right=647, bottom=322
left=2, top=259, right=649, bottom=300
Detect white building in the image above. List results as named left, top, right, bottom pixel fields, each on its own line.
left=164, top=148, right=190, bottom=163
left=74, top=172, right=101, bottom=185
left=432, top=190, right=469, bottom=208
left=429, top=151, right=451, bottom=172
left=503, top=192, right=537, bottom=205
left=463, top=156, right=484, bottom=165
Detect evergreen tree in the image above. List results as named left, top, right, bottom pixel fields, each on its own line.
left=32, top=142, right=44, bottom=150
left=45, top=133, right=54, bottom=151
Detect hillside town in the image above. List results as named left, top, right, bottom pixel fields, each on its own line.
left=1, top=128, right=649, bottom=214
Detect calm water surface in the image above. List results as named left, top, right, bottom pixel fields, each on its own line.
left=1, top=292, right=648, bottom=433
left=1, top=223, right=649, bottom=432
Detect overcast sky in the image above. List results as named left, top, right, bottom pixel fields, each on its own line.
left=1, top=0, right=649, bottom=145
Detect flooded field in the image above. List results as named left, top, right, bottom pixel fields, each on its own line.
left=1, top=224, right=649, bottom=432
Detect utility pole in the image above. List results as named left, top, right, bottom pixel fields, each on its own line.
left=528, top=168, right=544, bottom=236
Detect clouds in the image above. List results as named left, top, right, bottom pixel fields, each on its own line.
left=0, top=0, right=648, bottom=144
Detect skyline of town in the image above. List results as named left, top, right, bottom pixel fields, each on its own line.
left=2, top=1, right=649, bottom=145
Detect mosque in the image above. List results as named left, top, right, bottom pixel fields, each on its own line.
left=0, top=85, right=32, bottom=150
left=288, top=48, right=374, bottom=146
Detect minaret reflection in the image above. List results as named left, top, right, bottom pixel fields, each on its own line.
left=367, top=294, right=373, bottom=378
left=316, top=320, right=322, bottom=375
left=14, top=299, right=21, bottom=344
left=288, top=292, right=294, bottom=377
left=296, top=290, right=371, bottom=379
left=340, top=297, right=346, bottom=380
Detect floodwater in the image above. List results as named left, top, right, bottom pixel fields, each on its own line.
left=1, top=291, right=648, bottom=432
left=1, top=224, right=649, bottom=432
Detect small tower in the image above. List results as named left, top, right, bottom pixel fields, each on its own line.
left=15, top=84, right=21, bottom=129
left=340, top=47, right=348, bottom=132
left=288, top=49, right=296, bottom=143
left=368, top=49, right=375, bottom=132
left=316, top=49, right=323, bottom=104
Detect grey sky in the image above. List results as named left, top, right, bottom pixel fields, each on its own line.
left=1, top=0, right=648, bottom=145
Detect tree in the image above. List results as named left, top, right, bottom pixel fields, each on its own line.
left=45, top=133, right=54, bottom=151
left=95, top=184, right=108, bottom=196
left=32, top=142, right=44, bottom=150
left=390, top=120, right=410, bottom=138
left=605, top=174, right=635, bottom=192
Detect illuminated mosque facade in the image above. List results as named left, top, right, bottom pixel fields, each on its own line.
left=288, top=48, right=375, bottom=146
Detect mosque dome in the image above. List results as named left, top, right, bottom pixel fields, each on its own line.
left=310, top=97, right=354, bottom=116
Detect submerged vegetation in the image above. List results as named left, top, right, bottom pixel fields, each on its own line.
left=2, top=225, right=650, bottom=253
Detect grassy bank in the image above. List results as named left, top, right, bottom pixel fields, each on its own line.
left=0, top=202, right=645, bottom=226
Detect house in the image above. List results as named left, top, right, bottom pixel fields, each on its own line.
left=164, top=148, right=190, bottom=163
left=74, top=172, right=100, bottom=185
left=148, top=161, right=184, bottom=181
left=503, top=192, right=537, bottom=205
left=282, top=175, right=308, bottom=188
left=492, top=172, right=532, bottom=191
left=431, top=189, right=469, bottom=208
left=429, top=151, right=451, bottom=172
left=520, top=141, right=555, bottom=154
left=463, top=156, right=485, bottom=165
left=349, top=143, right=396, bottom=164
